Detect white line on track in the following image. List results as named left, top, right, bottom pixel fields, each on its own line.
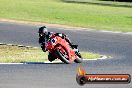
left=0, top=63, right=24, bottom=65
left=99, top=30, right=132, bottom=35
left=0, top=43, right=107, bottom=64
left=0, top=55, right=107, bottom=65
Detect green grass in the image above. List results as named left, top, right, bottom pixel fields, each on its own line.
left=0, top=0, right=132, bottom=32
left=0, top=45, right=101, bottom=63
left=0, top=45, right=47, bottom=63
left=80, top=52, right=101, bottom=59
left=64, top=0, right=132, bottom=7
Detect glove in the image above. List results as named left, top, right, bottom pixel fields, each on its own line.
left=62, top=33, right=67, bottom=39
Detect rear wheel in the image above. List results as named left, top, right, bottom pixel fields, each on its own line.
left=55, top=48, right=71, bottom=64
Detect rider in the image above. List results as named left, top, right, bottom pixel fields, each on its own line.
left=38, top=26, right=77, bottom=62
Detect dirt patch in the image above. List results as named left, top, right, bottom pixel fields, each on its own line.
left=0, top=18, right=84, bottom=29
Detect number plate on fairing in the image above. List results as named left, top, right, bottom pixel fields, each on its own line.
left=51, top=37, right=57, bottom=45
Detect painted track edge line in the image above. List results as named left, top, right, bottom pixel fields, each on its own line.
left=0, top=63, right=24, bottom=65
left=0, top=42, right=39, bottom=49
left=83, top=55, right=107, bottom=61
left=0, top=56, right=107, bottom=64
left=0, top=19, right=132, bottom=35
left=0, top=43, right=107, bottom=64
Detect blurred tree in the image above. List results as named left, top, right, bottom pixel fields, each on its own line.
left=102, top=0, right=132, bottom=2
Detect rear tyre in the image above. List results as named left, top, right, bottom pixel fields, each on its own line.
left=55, top=48, right=71, bottom=64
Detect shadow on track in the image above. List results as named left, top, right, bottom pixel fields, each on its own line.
left=22, top=62, right=64, bottom=64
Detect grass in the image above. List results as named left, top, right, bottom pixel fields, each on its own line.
left=64, top=0, right=132, bottom=7
left=0, top=45, right=101, bottom=63
left=0, top=45, right=47, bottom=63
left=80, top=51, right=101, bottom=59
left=0, top=0, right=132, bottom=32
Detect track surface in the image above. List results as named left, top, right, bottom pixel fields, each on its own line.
left=0, top=22, right=132, bottom=88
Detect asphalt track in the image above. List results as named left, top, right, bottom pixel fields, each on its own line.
left=0, top=21, right=132, bottom=88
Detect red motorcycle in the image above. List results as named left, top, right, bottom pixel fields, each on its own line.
left=46, top=35, right=83, bottom=64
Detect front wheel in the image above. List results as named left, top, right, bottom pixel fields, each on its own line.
left=55, top=48, right=71, bottom=64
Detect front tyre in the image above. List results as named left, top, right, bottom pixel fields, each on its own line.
left=55, top=48, right=71, bottom=64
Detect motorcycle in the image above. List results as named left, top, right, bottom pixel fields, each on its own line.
left=45, top=35, right=83, bottom=64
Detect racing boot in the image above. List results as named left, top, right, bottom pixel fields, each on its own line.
left=48, top=53, right=56, bottom=62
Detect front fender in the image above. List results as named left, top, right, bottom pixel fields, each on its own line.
left=55, top=43, right=76, bottom=62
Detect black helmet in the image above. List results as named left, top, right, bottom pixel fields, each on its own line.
left=38, top=26, right=48, bottom=33
left=38, top=26, right=48, bottom=36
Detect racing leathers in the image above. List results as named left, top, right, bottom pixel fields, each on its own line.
left=39, top=32, right=73, bottom=62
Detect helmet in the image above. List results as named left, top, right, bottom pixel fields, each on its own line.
left=38, top=26, right=48, bottom=36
